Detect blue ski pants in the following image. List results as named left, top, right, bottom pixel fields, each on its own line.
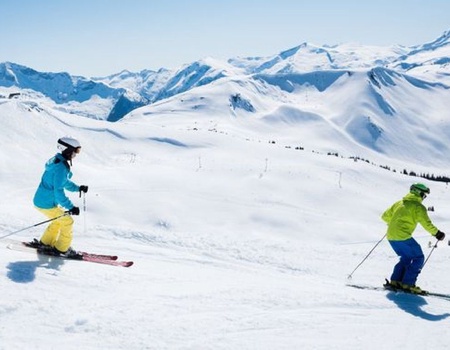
left=388, top=238, right=424, bottom=286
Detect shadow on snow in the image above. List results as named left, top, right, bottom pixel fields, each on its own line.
left=386, top=292, right=450, bottom=321
left=6, top=255, right=65, bottom=283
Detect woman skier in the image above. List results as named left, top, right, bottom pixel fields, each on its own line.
left=32, top=137, right=88, bottom=257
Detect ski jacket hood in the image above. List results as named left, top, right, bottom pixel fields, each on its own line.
left=33, top=153, right=80, bottom=210
left=381, top=192, right=439, bottom=241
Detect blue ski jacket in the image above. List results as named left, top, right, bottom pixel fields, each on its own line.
left=33, top=153, right=80, bottom=210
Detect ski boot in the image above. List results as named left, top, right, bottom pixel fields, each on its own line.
left=62, top=247, right=83, bottom=260
left=26, top=238, right=46, bottom=249
left=37, top=245, right=82, bottom=260
left=402, top=284, right=428, bottom=295
left=383, top=279, right=402, bottom=291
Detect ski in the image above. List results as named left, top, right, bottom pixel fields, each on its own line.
left=78, top=252, right=118, bottom=261
left=347, top=282, right=450, bottom=301
left=7, top=241, right=133, bottom=268
left=76, top=254, right=133, bottom=267
left=23, top=241, right=118, bottom=261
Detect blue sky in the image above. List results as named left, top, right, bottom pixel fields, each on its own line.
left=1, top=0, right=449, bottom=77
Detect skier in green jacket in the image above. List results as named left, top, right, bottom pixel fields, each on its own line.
left=382, top=183, right=445, bottom=294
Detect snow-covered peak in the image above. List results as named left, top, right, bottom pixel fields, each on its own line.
left=390, top=29, right=450, bottom=82
left=150, top=57, right=241, bottom=102
left=412, top=29, right=450, bottom=52
left=228, top=41, right=408, bottom=75
left=0, top=61, right=124, bottom=104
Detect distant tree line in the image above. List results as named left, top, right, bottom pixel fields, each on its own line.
left=347, top=155, right=450, bottom=184
left=292, top=146, right=450, bottom=184
left=400, top=170, right=450, bottom=184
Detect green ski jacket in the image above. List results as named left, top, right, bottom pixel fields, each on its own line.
left=381, top=192, right=438, bottom=241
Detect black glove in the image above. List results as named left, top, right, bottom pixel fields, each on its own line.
left=79, top=185, right=89, bottom=194
left=435, top=230, right=446, bottom=241
left=69, top=206, right=80, bottom=215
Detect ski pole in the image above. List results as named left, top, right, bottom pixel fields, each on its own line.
left=347, top=233, right=387, bottom=280
left=422, top=239, right=439, bottom=271
left=0, top=212, right=70, bottom=240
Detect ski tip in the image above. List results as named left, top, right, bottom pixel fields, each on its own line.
left=124, top=261, right=134, bottom=267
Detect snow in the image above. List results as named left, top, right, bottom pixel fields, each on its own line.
left=1, top=85, right=450, bottom=350
left=0, top=94, right=450, bottom=350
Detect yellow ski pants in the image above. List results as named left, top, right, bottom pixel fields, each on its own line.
left=36, top=207, right=74, bottom=253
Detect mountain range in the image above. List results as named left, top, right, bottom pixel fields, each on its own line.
left=1, top=29, right=450, bottom=166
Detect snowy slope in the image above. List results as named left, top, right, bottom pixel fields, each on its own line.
left=1, top=88, right=450, bottom=350
left=122, top=67, right=450, bottom=169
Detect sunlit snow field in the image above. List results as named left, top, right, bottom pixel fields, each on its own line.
left=1, top=88, right=450, bottom=350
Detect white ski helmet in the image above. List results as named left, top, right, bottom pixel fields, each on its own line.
left=57, top=137, right=81, bottom=154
